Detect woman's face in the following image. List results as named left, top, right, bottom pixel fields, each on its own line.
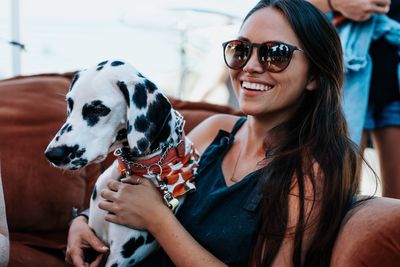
left=229, top=7, right=316, bottom=123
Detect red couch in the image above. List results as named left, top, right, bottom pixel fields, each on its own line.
left=0, top=73, right=399, bottom=267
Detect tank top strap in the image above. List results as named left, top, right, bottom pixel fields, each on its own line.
left=230, top=117, right=247, bottom=136
left=195, top=117, right=246, bottom=177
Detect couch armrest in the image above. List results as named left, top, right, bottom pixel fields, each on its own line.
left=331, top=197, right=400, bottom=267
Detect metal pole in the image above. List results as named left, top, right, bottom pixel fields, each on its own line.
left=11, top=0, right=21, bottom=76
left=178, top=29, right=188, bottom=98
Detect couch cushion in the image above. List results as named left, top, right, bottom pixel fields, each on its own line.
left=169, top=98, right=243, bottom=133
left=0, top=74, right=101, bottom=232
left=9, top=241, right=67, bottom=267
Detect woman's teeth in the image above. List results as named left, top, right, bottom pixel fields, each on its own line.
left=242, top=81, right=272, bottom=91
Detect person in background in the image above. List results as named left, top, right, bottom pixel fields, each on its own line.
left=310, top=0, right=400, bottom=198
left=65, top=0, right=361, bottom=266
left=309, top=0, right=391, bottom=21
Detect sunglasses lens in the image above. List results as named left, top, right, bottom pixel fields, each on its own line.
left=260, top=43, right=292, bottom=72
left=224, top=41, right=250, bottom=69
left=223, top=41, right=297, bottom=72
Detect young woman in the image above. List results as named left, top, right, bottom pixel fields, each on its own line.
left=66, top=0, right=360, bottom=266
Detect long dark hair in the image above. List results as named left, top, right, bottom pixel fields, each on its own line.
left=247, top=1, right=361, bottom=266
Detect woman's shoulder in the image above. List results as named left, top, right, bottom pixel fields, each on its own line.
left=188, top=114, right=242, bottom=155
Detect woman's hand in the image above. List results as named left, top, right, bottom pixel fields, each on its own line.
left=98, top=176, right=172, bottom=231
left=65, top=216, right=109, bottom=267
left=99, top=176, right=227, bottom=267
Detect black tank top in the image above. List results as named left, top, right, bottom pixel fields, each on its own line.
left=138, top=117, right=265, bottom=267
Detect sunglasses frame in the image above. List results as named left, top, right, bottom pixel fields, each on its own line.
left=222, top=40, right=304, bottom=73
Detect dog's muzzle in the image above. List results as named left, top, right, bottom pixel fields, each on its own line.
left=44, top=144, right=87, bottom=169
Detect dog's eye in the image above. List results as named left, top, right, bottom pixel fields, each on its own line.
left=91, top=105, right=109, bottom=115
left=82, top=101, right=111, bottom=126
left=83, top=101, right=111, bottom=117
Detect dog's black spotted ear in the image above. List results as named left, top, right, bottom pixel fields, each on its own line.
left=125, top=79, right=172, bottom=155
left=68, top=71, right=80, bottom=92
left=116, top=81, right=130, bottom=107
left=146, top=93, right=172, bottom=151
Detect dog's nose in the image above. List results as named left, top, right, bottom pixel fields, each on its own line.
left=45, top=147, right=68, bottom=166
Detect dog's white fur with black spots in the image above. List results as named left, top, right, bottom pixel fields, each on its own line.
left=45, top=60, right=196, bottom=267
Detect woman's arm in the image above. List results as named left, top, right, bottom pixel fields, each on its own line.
left=149, top=204, right=227, bottom=267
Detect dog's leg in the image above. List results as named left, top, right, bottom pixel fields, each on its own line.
left=88, top=160, right=120, bottom=244
left=105, top=224, right=158, bottom=267
left=89, top=160, right=159, bottom=266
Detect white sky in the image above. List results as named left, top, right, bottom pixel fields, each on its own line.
left=0, top=0, right=258, bottom=98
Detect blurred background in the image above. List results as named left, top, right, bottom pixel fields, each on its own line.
left=0, top=0, right=260, bottom=105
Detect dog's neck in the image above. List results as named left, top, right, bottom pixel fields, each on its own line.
left=115, top=110, right=185, bottom=162
left=114, top=135, right=186, bottom=177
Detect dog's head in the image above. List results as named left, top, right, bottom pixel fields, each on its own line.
left=45, top=60, right=174, bottom=170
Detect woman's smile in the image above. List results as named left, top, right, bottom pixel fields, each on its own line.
left=239, top=81, right=274, bottom=97
left=242, top=81, right=273, bottom=92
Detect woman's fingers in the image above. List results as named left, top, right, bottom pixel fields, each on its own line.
left=373, top=0, right=391, bottom=6
left=107, top=180, right=122, bottom=192
left=104, top=212, right=119, bottom=224
left=88, top=253, right=105, bottom=267
left=85, top=233, right=109, bottom=253
left=100, top=188, right=118, bottom=202
left=69, top=247, right=87, bottom=267
left=98, top=199, right=116, bottom=213
left=120, top=175, right=142, bottom=185
left=369, top=3, right=390, bottom=13
left=65, top=253, right=73, bottom=266
left=369, top=0, right=391, bottom=13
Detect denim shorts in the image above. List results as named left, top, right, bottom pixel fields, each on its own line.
left=364, top=100, right=400, bottom=129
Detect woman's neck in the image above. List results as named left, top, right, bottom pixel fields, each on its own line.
left=239, top=117, right=274, bottom=159
left=243, top=112, right=291, bottom=156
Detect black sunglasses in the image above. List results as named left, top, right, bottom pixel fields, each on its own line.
left=222, top=40, right=304, bottom=73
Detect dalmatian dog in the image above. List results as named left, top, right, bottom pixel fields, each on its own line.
left=44, top=60, right=199, bottom=267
